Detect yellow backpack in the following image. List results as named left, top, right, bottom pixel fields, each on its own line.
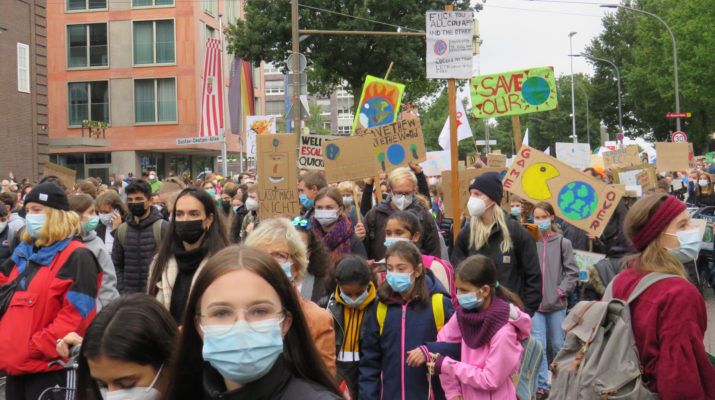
left=376, top=293, right=445, bottom=335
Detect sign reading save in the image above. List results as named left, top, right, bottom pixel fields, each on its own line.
left=470, top=66, right=558, bottom=118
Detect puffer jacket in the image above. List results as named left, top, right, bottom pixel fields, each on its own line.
left=535, top=232, right=579, bottom=312
left=111, top=208, right=168, bottom=294
left=300, top=295, right=337, bottom=376
left=81, top=230, right=119, bottom=311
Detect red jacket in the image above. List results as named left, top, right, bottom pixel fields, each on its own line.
left=0, top=239, right=101, bottom=375
left=611, top=264, right=715, bottom=399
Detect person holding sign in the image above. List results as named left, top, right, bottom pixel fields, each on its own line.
left=311, top=188, right=367, bottom=264
left=451, top=173, right=543, bottom=315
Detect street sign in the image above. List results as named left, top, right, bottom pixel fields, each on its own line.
left=666, top=112, right=692, bottom=119
left=287, top=53, right=307, bottom=73
left=475, top=140, right=497, bottom=145
left=425, top=11, right=474, bottom=79
left=672, top=131, right=687, bottom=143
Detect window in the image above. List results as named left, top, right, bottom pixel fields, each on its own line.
left=17, top=43, right=30, bottom=93
left=265, top=80, right=284, bottom=95
left=263, top=62, right=281, bottom=75
left=265, top=101, right=284, bottom=116
left=67, top=24, right=107, bottom=68
left=337, top=126, right=351, bottom=135
left=134, top=78, right=177, bottom=123
left=68, top=81, right=109, bottom=126
left=66, top=0, right=106, bottom=11
left=133, top=20, right=175, bottom=65
left=132, top=0, right=173, bottom=7
left=206, top=25, right=216, bottom=39
left=204, top=0, right=217, bottom=15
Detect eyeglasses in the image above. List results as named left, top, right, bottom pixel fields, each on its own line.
left=291, top=216, right=311, bottom=230
left=197, top=305, right=285, bottom=335
left=270, top=251, right=291, bottom=264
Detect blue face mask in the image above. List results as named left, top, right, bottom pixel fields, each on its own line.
left=384, top=236, right=409, bottom=249
left=340, top=288, right=369, bottom=308
left=510, top=207, right=522, bottom=217
left=668, top=228, right=702, bottom=263
left=280, top=262, right=293, bottom=280
left=536, top=220, right=552, bottom=232
left=83, top=216, right=100, bottom=234
left=233, top=206, right=240, bottom=213
left=299, top=194, right=314, bottom=209
left=457, top=292, right=484, bottom=310
left=25, top=214, right=46, bottom=238
left=206, top=188, right=216, bottom=197
left=386, top=271, right=413, bottom=293
left=201, top=319, right=284, bottom=384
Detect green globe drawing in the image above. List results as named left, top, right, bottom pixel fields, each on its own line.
left=557, top=181, right=598, bottom=220
left=522, top=77, right=551, bottom=106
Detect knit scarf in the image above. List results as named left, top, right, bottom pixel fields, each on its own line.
left=312, top=215, right=353, bottom=263
left=457, top=296, right=510, bottom=349
left=12, top=238, right=72, bottom=290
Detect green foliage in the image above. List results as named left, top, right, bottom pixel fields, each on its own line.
left=306, top=104, right=331, bottom=135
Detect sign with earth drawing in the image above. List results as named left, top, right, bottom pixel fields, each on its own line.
left=321, top=135, right=381, bottom=183
left=355, top=118, right=427, bottom=174
left=256, top=134, right=302, bottom=221
left=352, top=75, right=406, bottom=133
left=470, top=66, right=558, bottom=118
left=503, top=146, right=625, bottom=236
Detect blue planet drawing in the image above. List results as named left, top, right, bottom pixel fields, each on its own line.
left=387, top=144, right=406, bottom=165
left=360, top=98, right=395, bottom=128
left=522, top=77, right=551, bottom=106
left=325, top=144, right=340, bottom=161
left=557, top=181, right=598, bottom=220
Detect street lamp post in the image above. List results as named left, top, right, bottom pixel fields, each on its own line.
left=601, top=4, right=680, bottom=132
left=569, top=32, right=578, bottom=143
left=570, top=53, right=623, bottom=135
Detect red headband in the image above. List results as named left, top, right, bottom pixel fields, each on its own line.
left=630, top=195, right=686, bottom=252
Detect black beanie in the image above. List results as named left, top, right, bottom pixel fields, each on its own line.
left=469, top=172, right=503, bottom=204
left=24, top=182, right=69, bottom=211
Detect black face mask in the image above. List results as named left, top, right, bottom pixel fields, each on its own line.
left=222, top=202, right=231, bottom=213
left=128, top=202, right=146, bottom=217
left=175, top=220, right=206, bottom=244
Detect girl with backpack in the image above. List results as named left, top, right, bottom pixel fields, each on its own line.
left=383, top=211, right=456, bottom=302
left=531, top=202, right=579, bottom=399
left=359, top=241, right=455, bottom=400
left=412, top=255, right=532, bottom=400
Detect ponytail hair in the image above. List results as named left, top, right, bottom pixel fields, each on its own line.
left=456, top=255, right=525, bottom=311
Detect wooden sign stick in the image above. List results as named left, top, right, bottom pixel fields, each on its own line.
left=512, top=115, right=523, bottom=152
left=370, top=62, right=395, bottom=206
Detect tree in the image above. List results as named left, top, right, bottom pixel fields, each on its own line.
left=225, top=0, right=480, bottom=104
left=306, top=104, right=331, bottom=135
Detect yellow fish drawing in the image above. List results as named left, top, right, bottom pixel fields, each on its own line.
left=522, top=162, right=560, bottom=200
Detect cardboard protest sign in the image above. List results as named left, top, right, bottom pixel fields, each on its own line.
left=655, top=142, right=690, bottom=172
left=466, top=152, right=479, bottom=167
left=613, top=164, right=656, bottom=193
left=573, top=250, right=606, bottom=282
left=602, top=145, right=641, bottom=169
left=246, top=115, right=277, bottom=135
left=706, top=151, right=715, bottom=164
left=426, top=11, right=474, bottom=79
left=356, top=118, right=426, bottom=174
left=470, top=66, right=558, bottom=119
left=590, top=155, right=604, bottom=169
left=503, top=146, right=625, bottom=236
left=42, top=162, right=76, bottom=191
left=486, top=153, right=506, bottom=168
left=297, top=134, right=340, bottom=170
left=441, top=167, right=506, bottom=219
left=256, top=134, right=301, bottom=220
left=635, top=168, right=656, bottom=191
left=321, top=135, right=381, bottom=183
left=555, top=142, right=591, bottom=170
left=352, top=75, right=405, bottom=133
left=422, top=151, right=451, bottom=176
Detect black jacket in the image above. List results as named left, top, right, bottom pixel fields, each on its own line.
left=111, top=208, right=168, bottom=294
left=230, top=206, right=249, bottom=244
left=202, top=357, right=340, bottom=400
left=450, top=213, right=543, bottom=314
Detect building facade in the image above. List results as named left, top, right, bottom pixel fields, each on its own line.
left=47, top=0, right=246, bottom=182
left=0, top=0, right=49, bottom=181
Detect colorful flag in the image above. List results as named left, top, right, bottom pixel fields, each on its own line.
left=352, top=75, right=405, bottom=134
left=200, top=39, right=224, bottom=137
left=228, top=57, right=254, bottom=135
left=438, top=99, right=473, bottom=150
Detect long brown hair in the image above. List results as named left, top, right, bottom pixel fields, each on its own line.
left=623, top=194, right=687, bottom=277
left=378, top=241, right=429, bottom=305
left=161, top=246, right=340, bottom=400
left=533, top=201, right=561, bottom=236
left=456, top=255, right=525, bottom=311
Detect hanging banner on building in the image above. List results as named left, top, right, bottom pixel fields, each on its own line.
left=425, top=11, right=474, bottom=79
left=200, top=38, right=224, bottom=138
left=503, top=146, right=624, bottom=236
left=322, top=135, right=381, bottom=183
left=256, top=134, right=301, bottom=220
left=555, top=142, right=591, bottom=170
left=602, top=145, right=641, bottom=169
left=228, top=57, right=255, bottom=135
left=246, top=115, right=277, bottom=135
left=470, top=66, right=558, bottom=118
left=355, top=118, right=427, bottom=174
left=352, top=75, right=405, bottom=133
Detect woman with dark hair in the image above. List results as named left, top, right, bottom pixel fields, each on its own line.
left=147, top=188, right=230, bottom=323
left=292, top=217, right=334, bottom=303
left=58, top=294, right=177, bottom=400
left=229, top=185, right=249, bottom=243
left=163, top=246, right=342, bottom=400
left=95, top=190, right=128, bottom=257
left=311, top=187, right=367, bottom=263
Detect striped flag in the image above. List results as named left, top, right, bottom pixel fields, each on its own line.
left=200, top=38, right=224, bottom=137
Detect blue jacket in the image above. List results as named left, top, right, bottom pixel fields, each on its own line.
left=358, top=269, right=458, bottom=400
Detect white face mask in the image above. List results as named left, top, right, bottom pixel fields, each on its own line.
left=245, top=197, right=259, bottom=211
left=699, top=179, right=709, bottom=187
left=100, top=364, right=162, bottom=400
left=467, top=196, right=489, bottom=217
left=315, top=209, right=339, bottom=227
left=391, top=194, right=413, bottom=211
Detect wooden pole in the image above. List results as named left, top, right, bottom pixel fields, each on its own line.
left=445, top=4, right=461, bottom=240
left=299, top=29, right=426, bottom=37
left=511, top=115, right=523, bottom=152
left=372, top=62, right=394, bottom=206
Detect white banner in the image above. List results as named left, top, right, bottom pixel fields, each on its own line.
left=555, top=142, right=591, bottom=170
left=426, top=11, right=474, bottom=79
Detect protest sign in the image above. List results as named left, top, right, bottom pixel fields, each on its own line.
left=322, top=135, right=381, bottom=183
left=555, top=142, right=591, bottom=170
left=352, top=75, right=405, bottom=133
left=422, top=151, right=452, bottom=176
left=246, top=130, right=257, bottom=158
left=602, top=144, right=641, bottom=169
left=655, top=142, right=690, bottom=172
left=470, top=66, right=558, bottom=119
left=706, top=151, right=715, bottom=164
left=590, top=154, right=604, bottom=169
left=486, top=153, right=506, bottom=168
left=466, top=152, right=479, bottom=167
left=356, top=118, right=426, bottom=174
left=613, top=164, right=656, bottom=192
left=425, top=11, right=474, bottom=79
left=503, top=146, right=624, bottom=236
left=246, top=115, right=277, bottom=135
left=441, top=167, right=506, bottom=219
left=256, top=134, right=301, bottom=220
left=42, top=162, right=76, bottom=191
left=573, top=250, right=606, bottom=282
left=297, top=134, right=340, bottom=170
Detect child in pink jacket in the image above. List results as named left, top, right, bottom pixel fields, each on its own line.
left=429, top=255, right=532, bottom=400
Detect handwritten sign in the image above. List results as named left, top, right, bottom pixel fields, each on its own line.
left=573, top=250, right=606, bottom=282
left=470, top=66, right=558, bottom=118
left=655, top=142, right=690, bottom=172
left=356, top=118, right=426, bottom=174
left=503, top=146, right=624, bottom=236
left=555, top=142, right=591, bottom=170
left=425, top=11, right=474, bottom=79
left=256, top=134, right=301, bottom=220
left=297, top=134, right=340, bottom=170
left=352, top=75, right=405, bottom=133
left=322, top=135, right=381, bottom=183
left=441, top=167, right=506, bottom=219
left=602, top=145, right=641, bottom=169
left=486, top=153, right=506, bottom=168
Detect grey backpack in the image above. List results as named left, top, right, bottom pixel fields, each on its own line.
left=550, top=272, right=679, bottom=400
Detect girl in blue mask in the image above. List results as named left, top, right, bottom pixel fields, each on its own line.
left=163, top=246, right=342, bottom=400
left=322, top=255, right=377, bottom=399
left=531, top=202, right=579, bottom=399
left=359, top=241, right=454, bottom=400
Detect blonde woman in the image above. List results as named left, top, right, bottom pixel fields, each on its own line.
left=451, top=172, right=543, bottom=314
left=608, top=194, right=715, bottom=398
left=0, top=182, right=102, bottom=398
left=337, top=180, right=362, bottom=228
